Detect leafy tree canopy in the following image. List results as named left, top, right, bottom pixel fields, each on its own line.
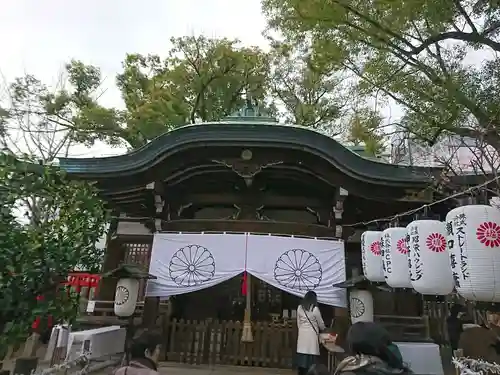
left=0, top=154, right=107, bottom=351
left=1, top=34, right=386, bottom=154
left=262, top=0, right=500, bottom=150
left=269, top=44, right=351, bottom=132
left=1, top=36, right=273, bottom=150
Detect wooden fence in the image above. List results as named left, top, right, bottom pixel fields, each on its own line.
left=425, top=300, right=450, bottom=346
left=375, top=314, right=430, bottom=341
left=163, top=319, right=297, bottom=368
left=77, top=300, right=170, bottom=327
left=162, top=315, right=432, bottom=367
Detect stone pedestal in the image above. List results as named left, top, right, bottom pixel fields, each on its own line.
left=13, top=357, right=38, bottom=375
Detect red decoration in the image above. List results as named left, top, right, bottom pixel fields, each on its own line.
left=241, top=271, right=248, bottom=296
left=396, top=238, right=409, bottom=254
left=32, top=316, right=53, bottom=330
left=32, top=317, right=41, bottom=330
left=426, top=233, right=446, bottom=253
left=370, top=241, right=381, bottom=256
left=476, top=221, right=500, bottom=248
left=32, top=295, right=53, bottom=331
left=31, top=273, right=101, bottom=331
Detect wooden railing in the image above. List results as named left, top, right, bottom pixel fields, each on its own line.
left=161, top=315, right=430, bottom=368
left=375, top=314, right=430, bottom=341
left=77, top=300, right=170, bottom=327
left=163, top=319, right=297, bottom=368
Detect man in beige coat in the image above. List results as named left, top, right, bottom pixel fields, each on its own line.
left=459, top=312, right=500, bottom=364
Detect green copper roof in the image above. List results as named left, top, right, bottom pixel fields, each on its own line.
left=58, top=121, right=435, bottom=186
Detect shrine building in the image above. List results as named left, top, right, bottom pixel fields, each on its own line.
left=58, top=105, right=450, bottom=367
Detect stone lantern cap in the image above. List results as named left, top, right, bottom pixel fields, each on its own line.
left=333, top=275, right=391, bottom=292
left=332, top=275, right=369, bottom=289
left=101, top=264, right=157, bottom=280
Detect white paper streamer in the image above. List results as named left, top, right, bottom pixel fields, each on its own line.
left=453, top=357, right=500, bottom=375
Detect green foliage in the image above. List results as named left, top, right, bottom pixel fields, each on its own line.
left=1, top=32, right=387, bottom=153
left=114, top=35, right=272, bottom=145
left=1, top=33, right=392, bottom=153
left=262, top=0, right=500, bottom=149
left=346, top=108, right=386, bottom=155
left=0, top=154, right=108, bottom=351
left=1, top=36, right=272, bottom=150
left=269, top=44, right=352, bottom=133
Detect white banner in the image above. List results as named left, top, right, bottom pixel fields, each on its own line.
left=246, top=234, right=347, bottom=307
left=146, top=233, right=246, bottom=297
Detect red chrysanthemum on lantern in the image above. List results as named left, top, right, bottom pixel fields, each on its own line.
left=426, top=233, right=446, bottom=253
left=370, top=241, right=381, bottom=255
left=476, top=221, right=500, bottom=248
left=396, top=238, right=408, bottom=254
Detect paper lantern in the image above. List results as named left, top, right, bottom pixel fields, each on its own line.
left=349, top=289, right=374, bottom=323
left=445, top=205, right=500, bottom=302
left=361, top=231, right=384, bottom=282
left=407, top=220, right=454, bottom=295
left=381, top=227, right=412, bottom=288
left=114, top=278, right=139, bottom=317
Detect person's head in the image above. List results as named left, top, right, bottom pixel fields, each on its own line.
left=346, top=322, right=404, bottom=370
left=129, top=331, right=162, bottom=364
left=301, top=291, right=318, bottom=311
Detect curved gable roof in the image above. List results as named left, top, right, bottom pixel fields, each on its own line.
left=58, top=122, right=435, bottom=185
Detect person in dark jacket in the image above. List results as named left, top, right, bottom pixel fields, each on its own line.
left=458, top=311, right=500, bottom=363
left=446, top=304, right=465, bottom=351
left=335, top=322, right=411, bottom=375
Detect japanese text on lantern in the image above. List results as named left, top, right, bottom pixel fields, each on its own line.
left=446, top=219, right=461, bottom=287
left=410, top=226, right=423, bottom=281
left=406, top=234, right=413, bottom=276
left=454, top=213, right=469, bottom=280
left=382, top=232, right=392, bottom=275
left=361, top=234, right=367, bottom=271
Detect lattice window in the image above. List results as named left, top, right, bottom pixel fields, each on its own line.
left=122, top=242, right=152, bottom=300
left=123, top=242, right=151, bottom=268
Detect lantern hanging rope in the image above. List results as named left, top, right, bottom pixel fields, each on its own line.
left=453, top=357, right=500, bottom=375
left=345, top=175, right=500, bottom=228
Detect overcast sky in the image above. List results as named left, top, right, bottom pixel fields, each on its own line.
left=0, top=0, right=268, bottom=157
left=0, top=1, right=490, bottom=160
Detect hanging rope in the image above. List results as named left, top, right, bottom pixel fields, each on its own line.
left=344, top=175, right=500, bottom=228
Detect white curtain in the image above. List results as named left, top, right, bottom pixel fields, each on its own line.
left=146, top=233, right=246, bottom=297
left=246, top=234, right=347, bottom=307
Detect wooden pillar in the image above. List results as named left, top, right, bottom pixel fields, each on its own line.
left=98, top=237, right=126, bottom=300
left=146, top=180, right=165, bottom=232
left=333, top=187, right=348, bottom=238
left=140, top=181, right=165, bottom=327
left=142, top=297, right=161, bottom=329
left=333, top=307, right=350, bottom=347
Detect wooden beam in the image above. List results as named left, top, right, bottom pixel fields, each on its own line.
left=177, top=192, right=325, bottom=208
left=162, top=219, right=336, bottom=237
